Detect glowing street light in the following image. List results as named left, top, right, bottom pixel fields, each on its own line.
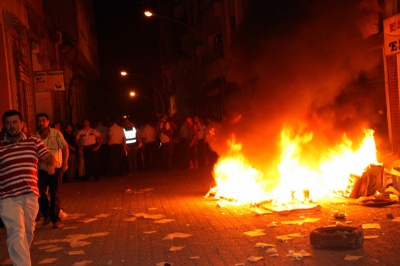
left=120, top=71, right=165, bottom=114
left=129, top=90, right=156, bottom=112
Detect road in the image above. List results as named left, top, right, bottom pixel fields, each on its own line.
left=1, top=167, right=399, bottom=265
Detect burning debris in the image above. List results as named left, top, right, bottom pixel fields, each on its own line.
left=205, top=128, right=400, bottom=209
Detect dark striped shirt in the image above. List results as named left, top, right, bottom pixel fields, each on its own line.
left=0, top=132, right=49, bottom=199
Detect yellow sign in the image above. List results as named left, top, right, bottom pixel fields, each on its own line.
left=33, top=70, right=65, bottom=91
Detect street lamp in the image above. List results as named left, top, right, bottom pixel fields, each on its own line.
left=144, top=10, right=226, bottom=113
left=129, top=90, right=157, bottom=113
left=121, top=71, right=165, bottom=114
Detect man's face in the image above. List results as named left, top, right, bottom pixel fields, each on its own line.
left=3, top=115, right=23, bottom=137
left=37, top=116, right=50, bottom=130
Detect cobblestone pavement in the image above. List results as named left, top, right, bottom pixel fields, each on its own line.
left=1, top=167, right=400, bottom=266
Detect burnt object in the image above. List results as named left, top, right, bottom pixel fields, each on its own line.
left=348, top=164, right=383, bottom=198
left=310, top=226, right=364, bottom=250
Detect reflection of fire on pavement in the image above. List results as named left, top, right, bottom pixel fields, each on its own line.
left=205, top=127, right=400, bottom=211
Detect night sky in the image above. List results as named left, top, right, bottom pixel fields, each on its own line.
left=90, top=0, right=161, bottom=123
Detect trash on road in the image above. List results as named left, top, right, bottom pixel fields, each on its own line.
left=344, top=255, right=363, bottom=261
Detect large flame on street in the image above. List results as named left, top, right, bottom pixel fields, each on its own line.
left=210, top=127, right=379, bottom=204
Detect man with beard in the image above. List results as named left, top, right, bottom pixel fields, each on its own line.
left=36, top=113, right=69, bottom=229
left=0, top=110, right=56, bottom=265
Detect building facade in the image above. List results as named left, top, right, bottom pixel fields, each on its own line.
left=0, top=0, right=98, bottom=132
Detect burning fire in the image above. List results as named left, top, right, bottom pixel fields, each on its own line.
left=209, top=127, right=379, bottom=205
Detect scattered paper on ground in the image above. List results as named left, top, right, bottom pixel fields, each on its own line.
left=255, top=242, right=275, bottom=248
left=247, top=256, right=264, bottom=262
left=266, top=222, right=279, bottom=227
left=276, top=233, right=306, bottom=241
left=91, top=232, right=109, bottom=237
left=344, top=255, right=363, bottom=261
left=133, top=212, right=146, bottom=217
left=281, top=220, right=304, bottom=225
left=169, top=246, right=185, bottom=251
left=362, top=223, right=381, bottom=229
left=253, top=208, right=273, bottom=215
left=68, top=250, right=85, bottom=255
left=38, top=244, right=58, bottom=250
left=244, top=230, right=266, bottom=236
left=190, top=256, right=199, bottom=260
left=143, top=231, right=157, bottom=234
left=143, top=214, right=166, bottom=220
left=391, top=217, right=400, bottom=222
left=155, top=219, right=175, bottom=224
left=287, top=250, right=311, bottom=259
left=266, top=247, right=278, bottom=253
left=34, top=231, right=109, bottom=248
left=77, top=218, right=98, bottom=223
left=163, top=232, right=192, bottom=240
left=70, top=241, right=91, bottom=248
left=270, top=253, right=279, bottom=257
left=62, top=213, right=85, bottom=220
left=302, top=218, right=320, bottom=223
left=72, top=260, right=93, bottom=266
left=45, top=247, right=64, bottom=252
left=124, top=217, right=137, bottom=222
left=364, top=235, right=379, bottom=239
left=95, top=213, right=112, bottom=218
left=282, top=218, right=320, bottom=225
left=234, top=263, right=245, bottom=266
left=38, top=258, right=58, bottom=264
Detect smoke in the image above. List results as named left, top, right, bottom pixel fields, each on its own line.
left=209, top=0, right=383, bottom=172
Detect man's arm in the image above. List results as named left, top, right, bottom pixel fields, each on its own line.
left=40, top=152, right=56, bottom=175
left=61, top=145, right=69, bottom=172
left=93, top=134, right=103, bottom=151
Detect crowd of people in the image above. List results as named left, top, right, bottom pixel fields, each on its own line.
left=0, top=109, right=219, bottom=265
left=59, top=114, right=218, bottom=182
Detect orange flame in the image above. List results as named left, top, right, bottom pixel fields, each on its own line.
left=210, top=127, right=379, bottom=204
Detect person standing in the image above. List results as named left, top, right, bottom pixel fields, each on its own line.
left=108, top=119, right=125, bottom=177
left=194, top=116, right=207, bottom=168
left=36, top=113, right=69, bottom=229
left=123, top=118, right=140, bottom=175
left=75, top=119, right=103, bottom=181
left=185, top=116, right=198, bottom=170
left=159, top=114, right=173, bottom=170
left=0, top=110, right=56, bottom=265
left=63, top=123, right=79, bottom=182
left=141, top=120, right=158, bottom=170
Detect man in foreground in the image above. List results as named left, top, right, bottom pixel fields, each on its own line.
left=0, top=110, right=56, bottom=265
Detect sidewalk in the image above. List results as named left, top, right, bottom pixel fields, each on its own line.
left=1, top=167, right=400, bottom=265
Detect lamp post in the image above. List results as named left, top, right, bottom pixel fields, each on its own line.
left=121, top=71, right=165, bottom=114
left=144, top=10, right=226, bottom=114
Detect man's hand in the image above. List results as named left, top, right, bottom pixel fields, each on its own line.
left=41, top=153, right=56, bottom=175
left=62, top=163, right=69, bottom=172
